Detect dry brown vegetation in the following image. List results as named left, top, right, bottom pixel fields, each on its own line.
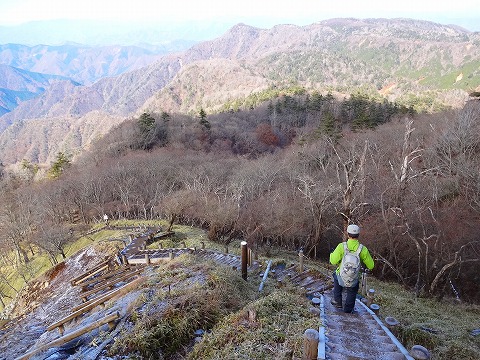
left=1, top=18, right=479, bottom=166
left=0, top=97, right=479, bottom=310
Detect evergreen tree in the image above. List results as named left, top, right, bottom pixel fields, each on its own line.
left=321, top=111, right=341, bottom=141
left=161, top=111, right=171, bottom=122
left=138, top=112, right=156, bottom=133
left=48, top=152, right=71, bottom=179
left=199, top=108, right=211, bottom=130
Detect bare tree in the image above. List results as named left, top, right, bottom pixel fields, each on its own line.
left=434, top=102, right=480, bottom=211
left=330, top=138, right=368, bottom=227
left=0, top=187, right=38, bottom=265
left=33, top=224, right=73, bottom=265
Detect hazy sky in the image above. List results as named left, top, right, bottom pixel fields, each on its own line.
left=0, top=0, right=478, bottom=30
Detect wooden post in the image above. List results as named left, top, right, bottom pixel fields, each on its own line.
left=224, top=245, right=228, bottom=254
left=303, top=328, right=319, bottom=360
left=201, top=241, right=205, bottom=249
left=122, top=254, right=128, bottom=265
left=367, top=288, right=375, bottom=307
left=247, top=249, right=252, bottom=267
left=299, top=250, right=304, bottom=272
left=241, top=241, right=248, bottom=280
left=370, top=303, right=380, bottom=315
left=145, top=253, right=150, bottom=265
left=385, top=316, right=399, bottom=335
left=181, top=241, right=186, bottom=248
left=169, top=250, right=175, bottom=260
left=360, top=271, right=368, bottom=297
left=57, top=324, right=65, bottom=336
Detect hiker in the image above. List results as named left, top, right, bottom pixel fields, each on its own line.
left=330, top=224, right=374, bottom=313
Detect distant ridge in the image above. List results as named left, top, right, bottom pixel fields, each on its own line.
left=0, top=19, right=231, bottom=46
left=0, top=43, right=173, bottom=85
left=0, top=18, right=479, bottom=165
left=0, top=64, right=72, bottom=115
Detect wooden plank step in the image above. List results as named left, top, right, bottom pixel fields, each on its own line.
left=49, top=277, right=144, bottom=335
left=70, top=259, right=111, bottom=286
left=16, top=312, right=120, bottom=360
left=80, top=268, right=144, bottom=302
left=80, top=267, right=131, bottom=290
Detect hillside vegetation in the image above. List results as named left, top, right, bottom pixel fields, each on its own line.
left=0, top=17, right=479, bottom=359
left=0, top=221, right=478, bottom=359
left=1, top=92, right=479, bottom=304
left=0, top=18, right=479, bottom=164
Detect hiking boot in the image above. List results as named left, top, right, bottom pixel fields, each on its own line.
left=330, top=300, right=342, bottom=309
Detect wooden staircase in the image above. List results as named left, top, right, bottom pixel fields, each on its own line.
left=271, top=265, right=413, bottom=360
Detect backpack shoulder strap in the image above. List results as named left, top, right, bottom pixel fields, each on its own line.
left=343, top=242, right=348, bottom=253
left=355, top=244, right=363, bottom=255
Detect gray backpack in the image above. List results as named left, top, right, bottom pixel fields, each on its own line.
left=338, top=242, right=363, bottom=287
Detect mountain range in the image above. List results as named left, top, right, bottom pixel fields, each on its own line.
left=0, top=64, right=72, bottom=116
left=0, top=19, right=232, bottom=46
left=0, top=18, right=479, bottom=166
left=0, top=43, right=187, bottom=85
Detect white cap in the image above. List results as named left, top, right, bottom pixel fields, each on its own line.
left=347, top=224, right=360, bottom=235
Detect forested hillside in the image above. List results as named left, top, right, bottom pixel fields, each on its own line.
left=1, top=91, right=479, bottom=306
left=1, top=14, right=479, bottom=360
left=1, top=18, right=479, bottom=165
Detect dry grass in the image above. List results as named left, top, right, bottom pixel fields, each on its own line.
left=109, top=254, right=259, bottom=359
left=4, top=221, right=479, bottom=359
left=367, top=278, right=480, bottom=359
left=187, top=287, right=318, bottom=360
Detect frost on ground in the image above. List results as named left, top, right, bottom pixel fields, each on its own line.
left=0, top=246, right=130, bottom=360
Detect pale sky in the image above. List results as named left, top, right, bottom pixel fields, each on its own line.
left=0, top=0, right=479, bottom=30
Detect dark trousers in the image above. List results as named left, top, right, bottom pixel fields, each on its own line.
left=333, top=272, right=359, bottom=313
